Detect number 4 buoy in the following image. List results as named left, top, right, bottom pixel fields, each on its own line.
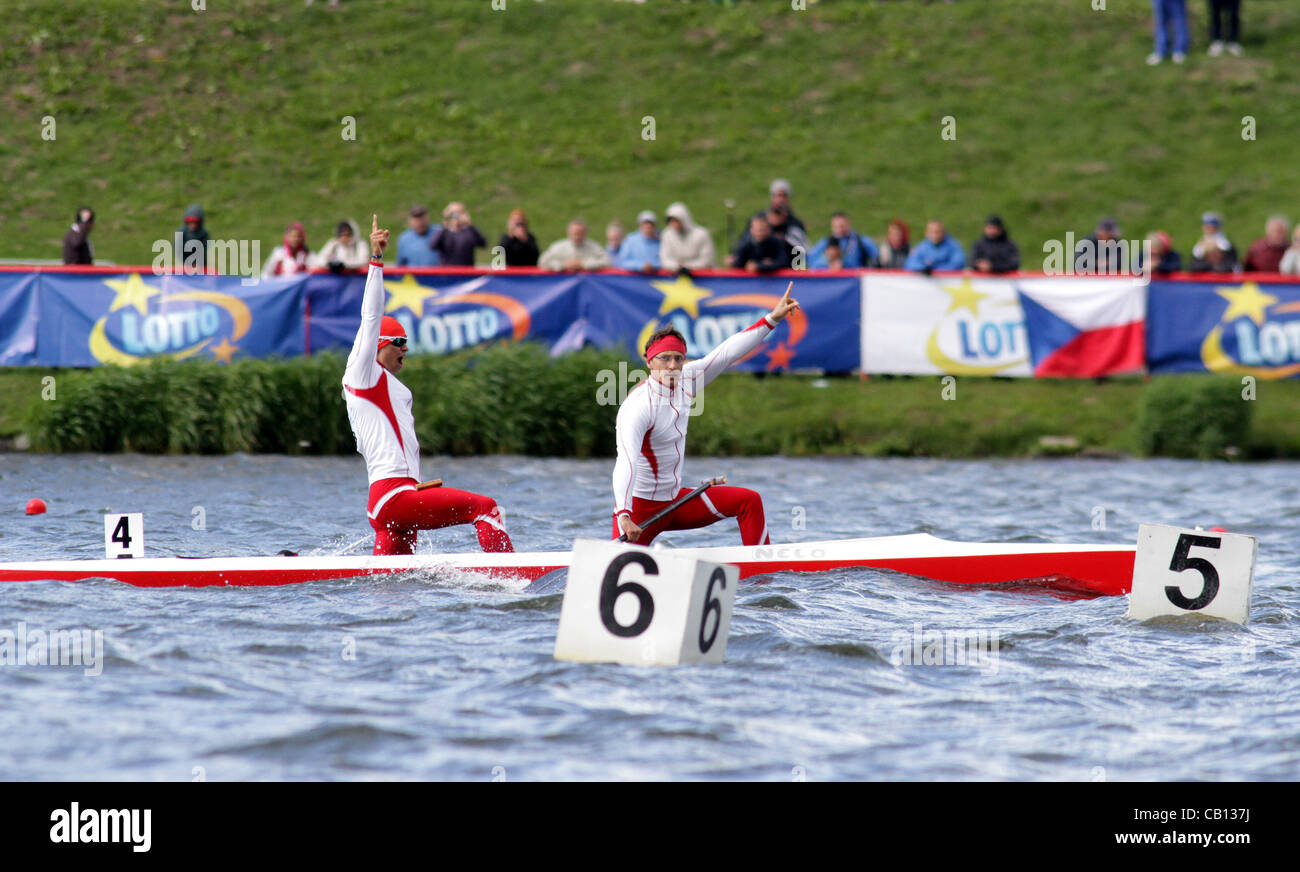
left=554, top=539, right=739, bottom=666
left=104, top=513, right=144, bottom=559
left=1127, top=523, right=1256, bottom=624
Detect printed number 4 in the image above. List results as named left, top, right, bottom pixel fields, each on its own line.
left=1166, top=533, right=1221, bottom=610
left=112, top=516, right=132, bottom=549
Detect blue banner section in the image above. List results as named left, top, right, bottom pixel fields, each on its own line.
left=0, top=270, right=857, bottom=371
left=1147, top=279, right=1300, bottom=378
left=0, top=273, right=38, bottom=365
left=572, top=274, right=861, bottom=372
left=26, top=273, right=306, bottom=367
left=312, top=271, right=861, bottom=372
left=308, top=272, right=584, bottom=358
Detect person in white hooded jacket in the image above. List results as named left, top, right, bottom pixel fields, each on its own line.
left=318, top=219, right=370, bottom=272
left=660, top=202, right=717, bottom=273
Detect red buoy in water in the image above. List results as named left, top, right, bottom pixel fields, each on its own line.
left=25, top=498, right=47, bottom=515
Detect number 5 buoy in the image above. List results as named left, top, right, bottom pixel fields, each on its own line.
left=1127, top=523, right=1256, bottom=624
left=554, top=539, right=739, bottom=666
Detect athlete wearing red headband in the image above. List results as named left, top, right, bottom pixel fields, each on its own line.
left=612, top=282, right=801, bottom=545
left=343, top=215, right=513, bottom=555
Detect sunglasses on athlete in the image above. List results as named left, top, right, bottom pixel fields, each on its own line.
left=381, top=336, right=407, bottom=348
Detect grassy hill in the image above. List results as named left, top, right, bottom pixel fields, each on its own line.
left=3, top=0, right=1299, bottom=265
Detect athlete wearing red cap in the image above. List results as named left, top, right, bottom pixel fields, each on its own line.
left=613, top=282, right=801, bottom=546
left=344, top=215, right=513, bottom=555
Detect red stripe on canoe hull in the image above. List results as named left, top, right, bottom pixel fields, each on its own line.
left=733, top=550, right=1134, bottom=596
left=0, top=550, right=1134, bottom=595
left=0, top=564, right=565, bottom=588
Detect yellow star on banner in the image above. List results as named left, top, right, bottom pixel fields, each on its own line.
left=384, top=273, right=438, bottom=314
left=941, top=278, right=986, bottom=317
left=649, top=274, right=712, bottom=318
left=210, top=336, right=239, bottom=364
left=103, top=273, right=161, bottom=317
left=1217, top=282, right=1277, bottom=326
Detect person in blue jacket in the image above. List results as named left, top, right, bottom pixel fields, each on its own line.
left=809, top=212, right=878, bottom=269
left=396, top=205, right=441, bottom=267
left=904, top=220, right=965, bottom=273
left=617, top=211, right=662, bottom=273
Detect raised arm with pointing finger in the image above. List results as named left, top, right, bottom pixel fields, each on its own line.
left=341, top=214, right=514, bottom=556
left=611, top=282, right=800, bottom=546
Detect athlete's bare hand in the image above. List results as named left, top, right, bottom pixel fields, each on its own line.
left=768, top=282, right=800, bottom=324
left=618, top=514, right=643, bottom=542
left=370, top=214, right=390, bottom=257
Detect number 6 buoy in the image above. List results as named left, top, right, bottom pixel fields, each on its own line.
left=1127, top=523, right=1256, bottom=624
left=554, top=539, right=739, bottom=666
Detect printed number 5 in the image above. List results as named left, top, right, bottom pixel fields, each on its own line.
left=1166, top=533, right=1221, bottom=610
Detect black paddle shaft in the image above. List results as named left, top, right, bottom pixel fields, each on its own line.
left=617, top=481, right=715, bottom=542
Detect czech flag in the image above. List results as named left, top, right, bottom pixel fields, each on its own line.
left=1016, top=278, right=1146, bottom=378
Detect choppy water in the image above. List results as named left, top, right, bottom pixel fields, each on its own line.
left=0, top=454, right=1296, bottom=781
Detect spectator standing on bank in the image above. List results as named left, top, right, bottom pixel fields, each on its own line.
left=1143, top=231, right=1183, bottom=275
left=1189, top=212, right=1239, bottom=272
left=1189, top=240, right=1239, bottom=273
left=605, top=221, right=625, bottom=261
left=822, top=239, right=844, bottom=271
left=318, top=219, right=369, bottom=272
left=1147, top=0, right=1189, bottom=65
left=176, top=204, right=211, bottom=272
left=878, top=220, right=910, bottom=269
left=660, top=202, right=717, bottom=273
left=729, top=215, right=790, bottom=273
left=397, top=205, right=440, bottom=267
left=809, top=212, right=878, bottom=269
left=1278, top=226, right=1300, bottom=275
left=970, top=215, right=1021, bottom=273
left=497, top=209, right=539, bottom=267
left=755, top=179, right=805, bottom=235
left=617, top=211, right=662, bottom=273
left=431, top=202, right=486, bottom=266
left=1075, top=217, right=1125, bottom=274
left=539, top=219, right=612, bottom=271
left=1207, top=0, right=1243, bottom=57
left=1243, top=216, right=1290, bottom=273
left=62, top=207, right=94, bottom=265
left=262, top=221, right=315, bottom=277
left=904, top=220, right=965, bottom=273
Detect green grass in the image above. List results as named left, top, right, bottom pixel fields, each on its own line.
left=8, top=351, right=1300, bottom=458
left=688, top=374, right=1156, bottom=457
left=3, top=0, right=1299, bottom=265
left=0, top=368, right=54, bottom=437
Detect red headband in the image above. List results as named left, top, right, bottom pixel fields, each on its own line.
left=645, top=334, right=687, bottom=362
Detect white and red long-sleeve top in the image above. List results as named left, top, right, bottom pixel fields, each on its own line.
left=613, top=316, right=775, bottom=516
left=343, top=261, right=420, bottom=514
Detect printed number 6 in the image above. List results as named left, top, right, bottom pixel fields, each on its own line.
left=698, top=567, right=727, bottom=653
left=1166, top=533, right=1221, bottom=610
left=599, top=552, right=656, bottom=637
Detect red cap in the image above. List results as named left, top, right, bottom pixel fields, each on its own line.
left=378, top=316, right=407, bottom=350
left=25, top=498, right=47, bottom=515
